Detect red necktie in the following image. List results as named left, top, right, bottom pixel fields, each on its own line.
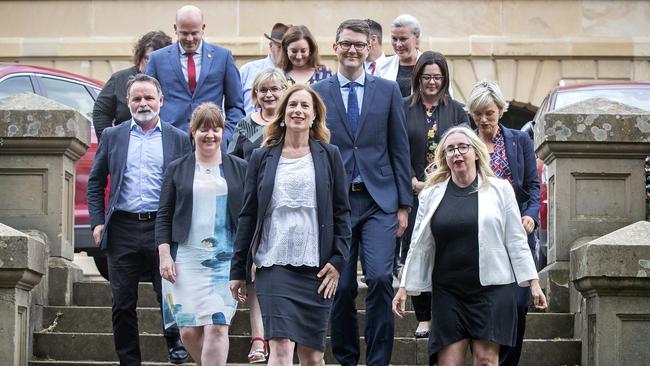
left=187, top=52, right=196, bottom=94
left=370, top=61, right=376, bottom=75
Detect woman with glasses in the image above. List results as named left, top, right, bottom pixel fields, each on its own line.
left=279, top=25, right=332, bottom=86
left=401, top=51, right=469, bottom=339
left=468, top=80, right=541, bottom=366
left=392, top=126, right=546, bottom=366
left=229, top=68, right=287, bottom=162
left=230, top=84, right=351, bottom=366
left=375, top=14, right=422, bottom=97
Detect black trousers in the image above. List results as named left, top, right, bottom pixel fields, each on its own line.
left=106, top=214, right=179, bottom=366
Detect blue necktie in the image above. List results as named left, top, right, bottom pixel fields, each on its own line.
left=346, top=81, right=361, bottom=180
left=346, top=81, right=360, bottom=137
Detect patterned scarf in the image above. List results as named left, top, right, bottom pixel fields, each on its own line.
left=489, top=127, right=512, bottom=183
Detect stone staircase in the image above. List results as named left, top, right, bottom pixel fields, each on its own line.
left=30, top=281, right=581, bottom=366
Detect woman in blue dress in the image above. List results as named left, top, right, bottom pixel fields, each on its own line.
left=156, top=102, right=247, bottom=366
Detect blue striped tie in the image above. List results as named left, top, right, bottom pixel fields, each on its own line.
left=346, top=81, right=360, bottom=180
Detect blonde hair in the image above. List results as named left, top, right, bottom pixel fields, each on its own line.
left=251, top=68, right=288, bottom=109
left=189, top=102, right=224, bottom=142
left=425, top=126, right=496, bottom=189
left=466, top=79, right=509, bottom=116
left=262, top=84, right=330, bottom=147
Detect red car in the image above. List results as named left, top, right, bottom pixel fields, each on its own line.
left=0, top=63, right=108, bottom=277
left=526, top=81, right=650, bottom=267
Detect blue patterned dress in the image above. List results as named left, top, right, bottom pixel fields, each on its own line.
left=162, top=164, right=237, bottom=328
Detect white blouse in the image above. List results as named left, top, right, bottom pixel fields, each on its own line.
left=254, top=153, right=320, bottom=268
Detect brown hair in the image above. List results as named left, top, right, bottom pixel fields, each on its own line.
left=409, top=51, right=451, bottom=107
left=189, top=102, right=224, bottom=142
left=262, top=84, right=330, bottom=147
left=336, top=19, right=371, bottom=43
left=132, top=31, right=172, bottom=67
left=279, top=25, right=320, bottom=72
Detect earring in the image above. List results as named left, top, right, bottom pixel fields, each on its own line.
left=309, top=121, right=314, bottom=128
left=280, top=120, right=285, bottom=127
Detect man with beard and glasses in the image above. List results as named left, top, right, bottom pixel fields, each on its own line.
left=146, top=4, right=245, bottom=144
left=87, top=74, right=192, bottom=365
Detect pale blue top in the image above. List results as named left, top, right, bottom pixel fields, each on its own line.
left=115, top=119, right=164, bottom=213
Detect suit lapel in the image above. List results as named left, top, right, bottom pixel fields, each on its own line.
left=501, top=125, right=519, bottom=184
left=195, top=43, right=213, bottom=93
left=161, top=122, right=174, bottom=168
left=357, top=73, right=376, bottom=138
left=328, top=77, right=353, bottom=140
left=309, top=140, right=327, bottom=226
left=170, top=43, right=191, bottom=95
left=115, top=122, right=131, bottom=182
left=257, top=144, right=282, bottom=218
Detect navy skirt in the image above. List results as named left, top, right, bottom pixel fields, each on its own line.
left=255, top=265, right=332, bottom=352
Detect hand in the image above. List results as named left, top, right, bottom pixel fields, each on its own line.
left=413, top=181, right=425, bottom=195
left=522, top=215, right=535, bottom=235
left=92, top=224, right=104, bottom=247
left=396, top=208, right=409, bottom=238
left=529, top=280, right=547, bottom=310
left=392, top=287, right=407, bottom=317
left=317, top=263, right=340, bottom=299
left=229, top=280, right=247, bottom=303
left=158, top=249, right=176, bottom=284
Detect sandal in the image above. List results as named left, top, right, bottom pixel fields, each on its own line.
left=248, top=336, right=269, bottom=364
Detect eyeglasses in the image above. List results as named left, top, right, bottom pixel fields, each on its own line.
left=257, top=86, right=284, bottom=95
left=421, top=74, right=444, bottom=82
left=444, top=144, right=471, bottom=156
left=336, top=41, right=369, bottom=51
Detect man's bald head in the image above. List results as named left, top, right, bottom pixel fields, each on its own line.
left=176, top=5, right=203, bottom=24
left=174, top=5, right=205, bottom=53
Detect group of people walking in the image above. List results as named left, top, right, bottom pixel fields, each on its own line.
left=88, top=5, right=546, bottom=366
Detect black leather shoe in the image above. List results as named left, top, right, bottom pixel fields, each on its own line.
left=167, top=339, right=190, bottom=364
left=414, top=329, right=430, bottom=338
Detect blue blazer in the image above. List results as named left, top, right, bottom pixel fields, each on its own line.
left=230, top=140, right=352, bottom=281
left=87, top=121, right=192, bottom=250
left=145, top=42, right=245, bottom=141
left=312, top=74, right=412, bottom=213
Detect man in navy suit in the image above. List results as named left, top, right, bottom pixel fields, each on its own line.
left=87, top=74, right=192, bottom=365
left=145, top=4, right=244, bottom=142
left=312, top=19, right=412, bottom=366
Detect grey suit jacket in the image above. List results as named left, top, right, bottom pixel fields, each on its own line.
left=87, top=120, right=192, bottom=250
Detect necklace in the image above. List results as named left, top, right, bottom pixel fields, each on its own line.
left=423, top=103, right=436, bottom=118
left=259, top=111, right=271, bottom=124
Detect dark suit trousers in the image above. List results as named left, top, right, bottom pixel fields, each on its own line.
left=331, top=189, right=396, bottom=366
left=107, top=214, right=179, bottom=366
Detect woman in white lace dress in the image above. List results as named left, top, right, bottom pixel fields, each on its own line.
left=229, top=84, right=351, bottom=366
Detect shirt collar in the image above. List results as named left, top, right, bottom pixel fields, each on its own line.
left=337, top=71, right=365, bottom=88
left=130, top=118, right=162, bottom=132
left=178, top=40, right=203, bottom=56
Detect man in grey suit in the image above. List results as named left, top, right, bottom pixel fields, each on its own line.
left=87, top=74, right=192, bottom=365
left=312, top=19, right=412, bottom=366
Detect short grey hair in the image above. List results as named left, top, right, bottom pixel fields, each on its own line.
left=467, top=80, right=509, bottom=115
left=126, top=73, right=162, bottom=98
left=392, top=14, right=421, bottom=36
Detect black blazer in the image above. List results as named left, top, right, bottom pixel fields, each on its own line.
left=404, top=96, right=470, bottom=181
left=155, top=152, right=248, bottom=246
left=230, top=139, right=352, bottom=281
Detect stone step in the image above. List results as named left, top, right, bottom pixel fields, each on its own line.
left=73, top=279, right=411, bottom=311
left=32, top=332, right=580, bottom=365
left=42, top=305, right=573, bottom=339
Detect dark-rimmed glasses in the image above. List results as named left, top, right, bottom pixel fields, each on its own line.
left=421, top=74, right=444, bottom=83
left=444, top=144, right=471, bottom=156
left=336, top=41, right=369, bottom=51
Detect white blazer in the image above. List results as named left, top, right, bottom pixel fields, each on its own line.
left=400, top=176, right=538, bottom=295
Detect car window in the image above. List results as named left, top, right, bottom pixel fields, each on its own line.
left=39, top=76, right=95, bottom=121
left=0, top=75, right=35, bottom=99
left=532, top=95, right=549, bottom=124
left=555, top=88, right=650, bottom=112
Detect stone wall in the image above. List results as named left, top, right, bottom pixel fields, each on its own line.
left=1, top=0, right=649, bottom=108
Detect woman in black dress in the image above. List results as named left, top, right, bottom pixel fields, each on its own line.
left=401, top=50, right=470, bottom=338
left=393, top=126, right=546, bottom=366
left=230, top=84, right=351, bottom=365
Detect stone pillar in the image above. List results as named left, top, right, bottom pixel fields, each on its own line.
left=571, top=221, right=650, bottom=366
left=534, top=98, right=650, bottom=312
left=0, top=93, right=90, bottom=305
left=0, top=223, right=48, bottom=366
